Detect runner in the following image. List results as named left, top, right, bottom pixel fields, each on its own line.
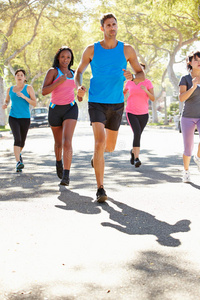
left=124, top=63, right=155, bottom=167
left=2, top=69, right=37, bottom=172
left=42, top=46, right=81, bottom=185
left=75, top=13, right=145, bottom=202
left=179, top=50, right=200, bottom=182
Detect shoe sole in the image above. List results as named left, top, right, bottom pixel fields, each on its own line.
left=130, top=150, right=134, bottom=165
left=16, top=169, right=22, bottom=173
left=97, top=195, right=108, bottom=203
left=91, top=158, right=94, bottom=168
left=60, top=181, right=69, bottom=186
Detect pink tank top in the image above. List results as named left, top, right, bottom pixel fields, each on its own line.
left=51, top=68, right=76, bottom=105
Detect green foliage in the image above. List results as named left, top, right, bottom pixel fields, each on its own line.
left=168, top=102, right=179, bottom=113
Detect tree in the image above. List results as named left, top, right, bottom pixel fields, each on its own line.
left=0, top=0, right=83, bottom=125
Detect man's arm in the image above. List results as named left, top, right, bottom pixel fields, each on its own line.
left=75, top=45, right=94, bottom=100
left=124, top=44, right=145, bottom=83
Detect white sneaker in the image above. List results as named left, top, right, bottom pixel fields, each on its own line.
left=193, top=155, right=200, bottom=172
left=182, top=170, right=191, bottom=183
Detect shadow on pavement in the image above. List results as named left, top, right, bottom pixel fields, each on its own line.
left=100, top=198, right=191, bottom=247
left=4, top=251, right=200, bottom=299
left=188, top=182, right=200, bottom=190
left=126, top=250, right=200, bottom=299
left=55, top=186, right=101, bottom=215
left=0, top=147, right=198, bottom=202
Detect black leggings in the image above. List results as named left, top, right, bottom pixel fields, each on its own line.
left=127, top=113, right=148, bottom=147
left=9, top=116, right=30, bottom=148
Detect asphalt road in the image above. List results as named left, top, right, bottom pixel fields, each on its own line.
left=0, top=123, right=200, bottom=300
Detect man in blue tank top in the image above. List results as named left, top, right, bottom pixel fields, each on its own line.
left=75, top=13, right=145, bottom=202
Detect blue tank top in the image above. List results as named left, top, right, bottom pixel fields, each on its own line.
left=89, top=41, right=127, bottom=104
left=9, top=84, right=31, bottom=118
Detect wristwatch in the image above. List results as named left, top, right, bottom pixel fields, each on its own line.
left=131, top=74, right=136, bottom=81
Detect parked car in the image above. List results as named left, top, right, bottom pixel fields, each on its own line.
left=30, top=107, right=48, bottom=128
left=121, top=112, right=128, bottom=125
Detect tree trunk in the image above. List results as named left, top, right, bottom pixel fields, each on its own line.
left=167, top=53, right=179, bottom=94
left=152, top=99, right=158, bottom=123
left=0, top=75, right=5, bottom=126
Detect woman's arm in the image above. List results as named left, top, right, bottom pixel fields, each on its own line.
left=42, top=68, right=67, bottom=96
left=2, top=88, right=10, bottom=109
left=17, top=85, right=37, bottom=107
left=123, top=88, right=128, bottom=96
left=140, top=86, right=155, bottom=101
left=179, top=83, right=197, bottom=103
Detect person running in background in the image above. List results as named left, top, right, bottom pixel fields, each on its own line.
left=123, top=63, right=155, bottom=167
left=75, top=13, right=145, bottom=202
left=2, top=69, right=37, bottom=172
left=179, top=50, right=200, bottom=183
left=42, top=46, right=81, bottom=186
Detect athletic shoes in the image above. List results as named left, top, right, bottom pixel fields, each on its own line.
left=193, top=155, right=200, bottom=172
left=96, top=185, right=107, bottom=203
left=91, top=157, right=94, bottom=168
left=60, top=175, right=70, bottom=186
left=16, top=161, right=24, bottom=170
left=56, top=161, right=63, bottom=179
left=182, top=170, right=191, bottom=183
left=130, top=150, right=135, bottom=165
left=135, top=158, right=141, bottom=168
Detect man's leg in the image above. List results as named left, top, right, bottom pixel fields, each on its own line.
left=105, top=128, right=119, bottom=152
left=92, top=122, right=106, bottom=188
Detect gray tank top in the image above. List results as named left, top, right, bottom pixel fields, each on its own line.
left=179, top=74, right=200, bottom=118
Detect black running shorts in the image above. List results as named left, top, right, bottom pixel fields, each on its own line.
left=88, top=102, right=124, bottom=131
left=48, top=102, right=78, bottom=127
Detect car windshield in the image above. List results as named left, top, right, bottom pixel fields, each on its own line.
left=31, top=108, right=47, bottom=116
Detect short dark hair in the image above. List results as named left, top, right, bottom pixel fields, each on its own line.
left=100, top=13, right=117, bottom=27
left=140, top=63, right=146, bottom=70
left=52, top=46, right=74, bottom=70
left=187, top=50, right=200, bottom=71
left=15, top=69, right=26, bottom=76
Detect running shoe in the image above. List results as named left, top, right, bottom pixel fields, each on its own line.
left=193, top=155, right=200, bottom=172
left=130, top=150, right=135, bottom=165
left=135, top=158, right=141, bottom=168
left=16, top=161, right=24, bottom=170
left=182, top=170, right=191, bottom=183
left=96, top=185, right=107, bottom=203
left=16, top=168, right=22, bottom=173
left=56, top=161, right=63, bottom=179
left=91, top=157, right=94, bottom=168
left=60, top=175, right=70, bottom=186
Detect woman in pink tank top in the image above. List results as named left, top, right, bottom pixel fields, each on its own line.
left=42, top=46, right=82, bottom=186
left=124, top=63, right=155, bottom=167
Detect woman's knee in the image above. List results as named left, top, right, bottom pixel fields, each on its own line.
left=62, top=138, right=72, bottom=150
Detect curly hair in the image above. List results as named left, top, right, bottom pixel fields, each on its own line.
left=52, top=46, right=74, bottom=70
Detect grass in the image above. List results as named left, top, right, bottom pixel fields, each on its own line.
left=0, top=124, right=10, bottom=132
